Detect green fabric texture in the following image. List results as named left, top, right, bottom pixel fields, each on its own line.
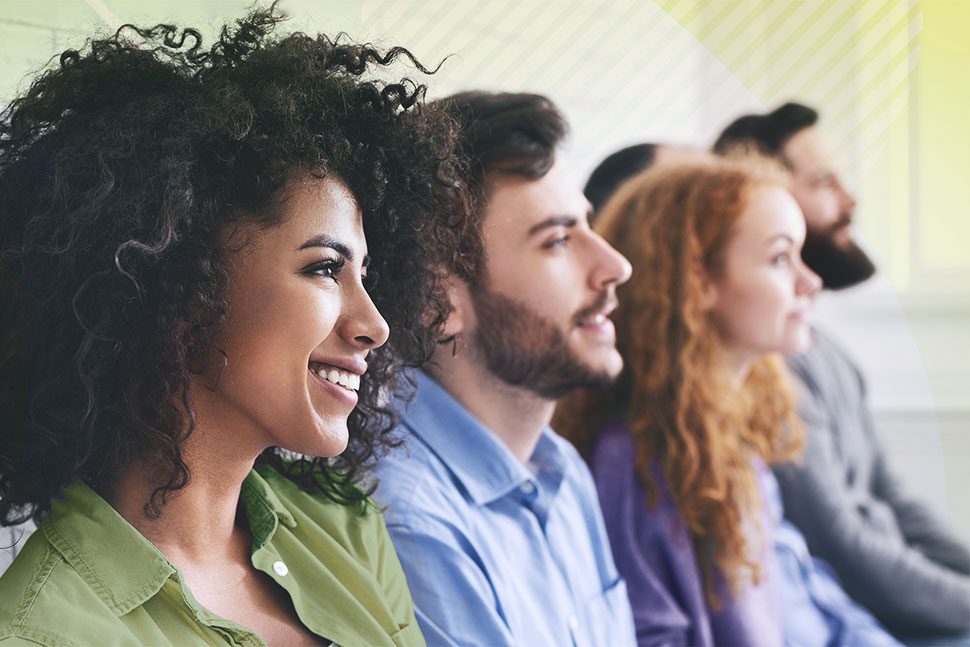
left=0, top=466, right=424, bottom=647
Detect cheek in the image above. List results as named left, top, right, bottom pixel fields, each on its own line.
left=723, top=280, right=788, bottom=338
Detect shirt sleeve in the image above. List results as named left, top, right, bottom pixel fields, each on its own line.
left=774, top=382, right=970, bottom=635
left=383, top=515, right=516, bottom=647
left=870, top=438, right=970, bottom=576
left=370, top=509, right=427, bottom=647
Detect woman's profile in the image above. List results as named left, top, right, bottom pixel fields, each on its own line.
left=0, top=8, right=474, bottom=646
left=556, top=158, right=820, bottom=646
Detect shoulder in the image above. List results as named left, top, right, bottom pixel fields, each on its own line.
left=372, top=429, right=470, bottom=531
left=0, top=529, right=117, bottom=647
left=587, top=422, right=637, bottom=474
left=787, top=328, right=865, bottom=391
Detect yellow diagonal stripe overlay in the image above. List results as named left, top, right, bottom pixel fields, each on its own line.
left=0, top=0, right=966, bottom=290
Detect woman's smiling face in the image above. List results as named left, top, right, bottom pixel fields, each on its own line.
left=195, top=177, right=390, bottom=457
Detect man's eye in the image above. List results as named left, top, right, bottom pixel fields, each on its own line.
left=543, top=236, right=569, bottom=249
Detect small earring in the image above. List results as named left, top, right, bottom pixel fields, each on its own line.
left=451, top=333, right=462, bottom=359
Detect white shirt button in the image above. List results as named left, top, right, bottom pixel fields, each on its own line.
left=272, top=560, right=289, bottom=576
left=520, top=481, right=536, bottom=495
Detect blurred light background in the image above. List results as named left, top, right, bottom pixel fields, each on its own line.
left=2, top=0, right=967, bottom=538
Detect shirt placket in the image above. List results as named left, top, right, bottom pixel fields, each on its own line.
left=522, top=468, right=590, bottom=647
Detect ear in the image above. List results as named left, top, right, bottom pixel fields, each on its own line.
left=440, top=275, right=471, bottom=339
left=698, top=269, right=719, bottom=313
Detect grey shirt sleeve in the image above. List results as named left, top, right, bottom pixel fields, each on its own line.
left=870, top=442, right=970, bottom=576
left=775, top=333, right=970, bottom=635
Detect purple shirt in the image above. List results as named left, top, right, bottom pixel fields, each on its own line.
left=590, top=422, right=783, bottom=647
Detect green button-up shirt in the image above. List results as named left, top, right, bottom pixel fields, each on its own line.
left=0, top=465, right=425, bottom=647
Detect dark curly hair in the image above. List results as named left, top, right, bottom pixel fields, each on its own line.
left=0, top=7, right=479, bottom=524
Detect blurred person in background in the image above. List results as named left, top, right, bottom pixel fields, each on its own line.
left=715, top=103, right=970, bottom=644
left=558, top=157, right=901, bottom=646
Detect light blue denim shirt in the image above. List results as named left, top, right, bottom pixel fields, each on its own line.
left=763, top=466, right=901, bottom=646
left=374, top=370, right=636, bottom=647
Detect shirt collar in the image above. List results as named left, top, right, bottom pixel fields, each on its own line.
left=42, top=469, right=298, bottom=618
left=399, top=370, right=569, bottom=507
left=241, top=466, right=298, bottom=549
left=43, top=479, right=176, bottom=617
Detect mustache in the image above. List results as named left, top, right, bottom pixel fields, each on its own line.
left=825, top=212, right=853, bottom=235
left=573, top=290, right=617, bottom=325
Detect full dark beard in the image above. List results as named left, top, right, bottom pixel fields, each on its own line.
left=801, top=227, right=876, bottom=290
left=468, top=286, right=616, bottom=400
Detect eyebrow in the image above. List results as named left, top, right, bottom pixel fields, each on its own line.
left=767, top=234, right=795, bottom=245
left=528, top=215, right=579, bottom=237
left=298, top=234, right=370, bottom=268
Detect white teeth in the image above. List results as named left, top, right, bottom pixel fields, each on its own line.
left=311, top=366, right=361, bottom=392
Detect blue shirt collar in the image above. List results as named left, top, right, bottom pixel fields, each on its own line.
left=398, top=370, right=568, bottom=508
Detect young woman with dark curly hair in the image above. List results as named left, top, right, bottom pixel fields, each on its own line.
left=0, top=8, right=476, bottom=646
left=555, top=159, right=822, bottom=646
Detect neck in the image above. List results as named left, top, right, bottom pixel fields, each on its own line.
left=104, top=389, right=264, bottom=570
left=426, top=348, right=553, bottom=464
left=722, top=347, right=755, bottom=386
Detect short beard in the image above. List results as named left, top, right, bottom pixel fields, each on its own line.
left=801, top=226, right=876, bottom=290
left=468, top=286, right=616, bottom=400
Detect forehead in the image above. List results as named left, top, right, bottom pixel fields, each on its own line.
left=782, top=127, right=832, bottom=171
left=229, top=177, right=366, bottom=262
left=481, top=160, right=588, bottom=242
left=279, top=177, right=363, bottom=239
left=732, top=185, right=806, bottom=246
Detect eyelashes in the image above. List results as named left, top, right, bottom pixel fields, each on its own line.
left=302, top=258, right=346, bottom=280
left=301, top=257, right=376, bottom=290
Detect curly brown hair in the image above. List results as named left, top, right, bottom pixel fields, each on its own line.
left=555, top=158, right=802, bottom=604
left=0, top=7, right=479, bottom=523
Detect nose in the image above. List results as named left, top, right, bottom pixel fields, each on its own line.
left=587, top=232, right=633, bottom=291
left=837, top=180, right=856, bottom=213
left=340, top=285, right=390, bottom=351
left=796, top=259, right=823, bottom=297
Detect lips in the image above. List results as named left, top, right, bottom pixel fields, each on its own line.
left=308, top=361, right=363, bottom=392
left=574, top=291, right=618, bottom=328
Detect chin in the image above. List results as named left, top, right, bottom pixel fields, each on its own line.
left=588, top=351, right=625, bottom=382
left=283, top=419, right=350, bottom=458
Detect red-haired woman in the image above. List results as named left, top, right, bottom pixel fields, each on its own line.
left=556, top=158, right=817, bottom=646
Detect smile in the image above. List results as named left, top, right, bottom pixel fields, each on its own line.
left=578, top=312, right=608, bottom=327
left=309, top=364, right=361, bottom=392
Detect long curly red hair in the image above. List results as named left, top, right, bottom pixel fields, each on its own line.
left=555, top=158, right=802, bottom=604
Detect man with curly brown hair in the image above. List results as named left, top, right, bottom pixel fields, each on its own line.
left=374, top=91, right=637, bottom=647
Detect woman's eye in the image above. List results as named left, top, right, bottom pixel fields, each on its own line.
left=771, top=252, right=791, bottom=266
left=304, top=258, right=345, bottom=280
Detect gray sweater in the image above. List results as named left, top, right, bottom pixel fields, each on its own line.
left=774, top=328, right=970, bottom=636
